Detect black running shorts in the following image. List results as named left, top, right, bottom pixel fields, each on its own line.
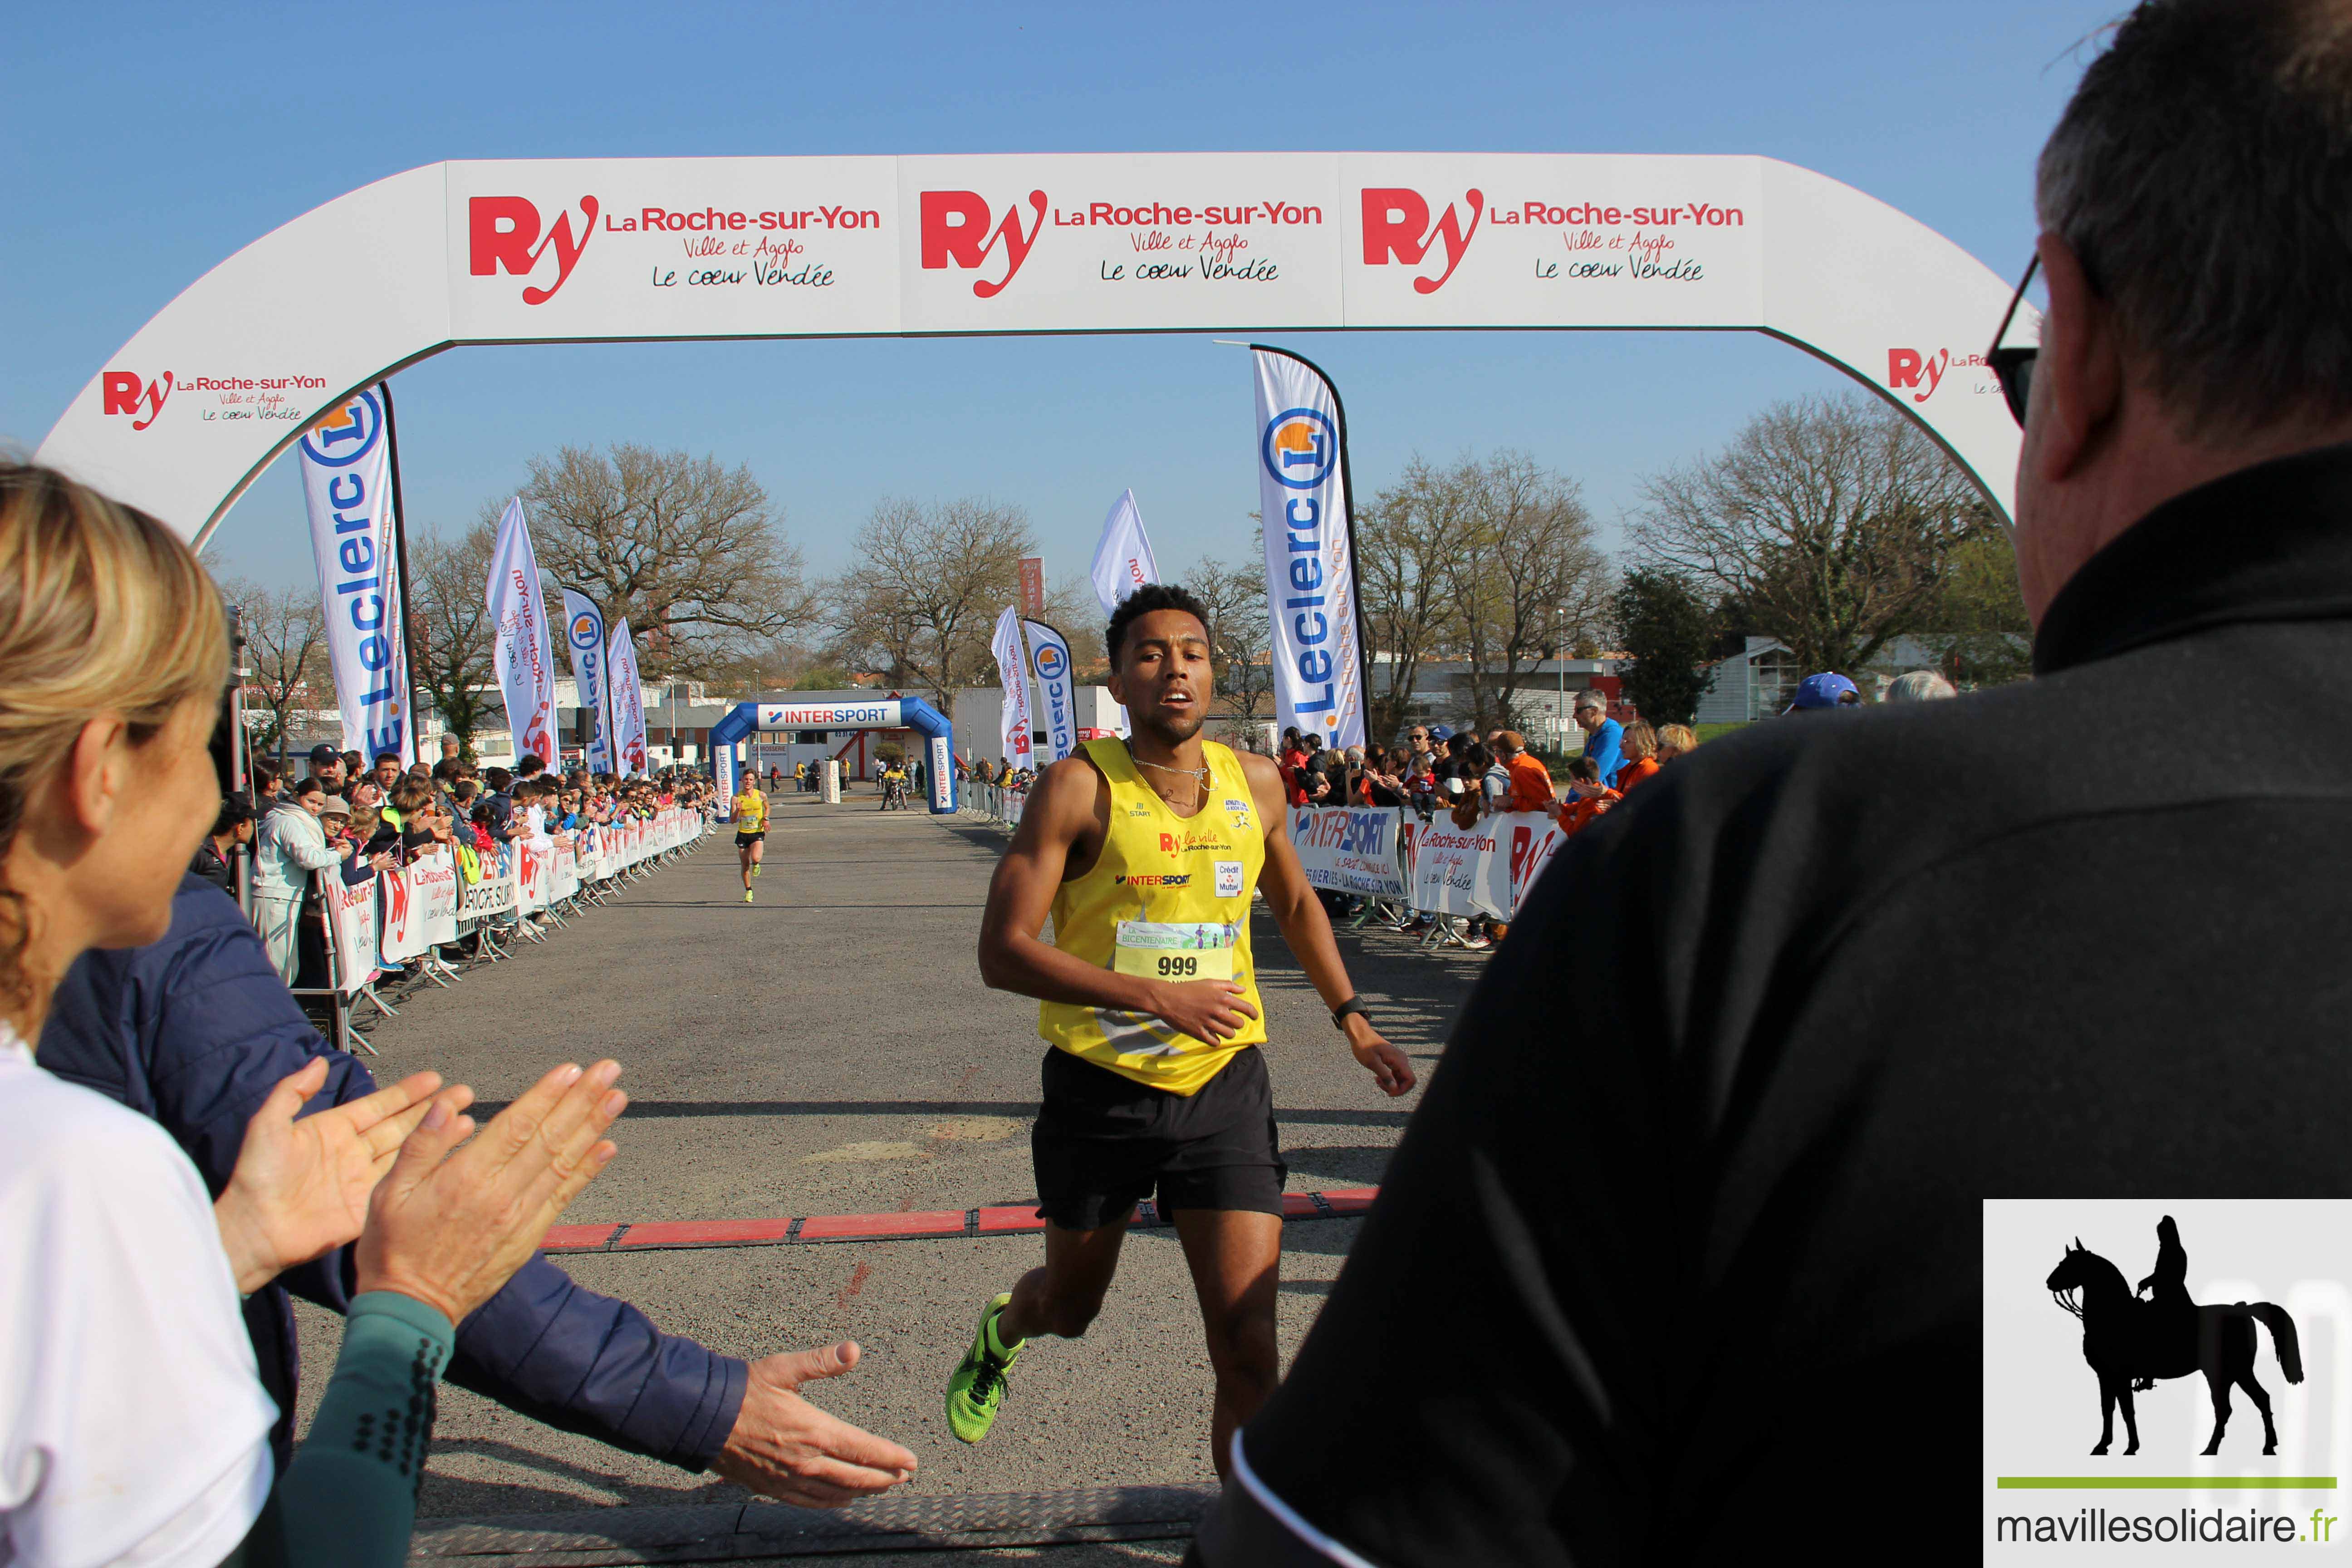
left=735, top=830, right=765, bottom=846
left=1031, top=1045, right=1286, bottom=1230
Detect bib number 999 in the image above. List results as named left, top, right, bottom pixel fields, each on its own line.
left=1156, top=955, right=1199, bottom=978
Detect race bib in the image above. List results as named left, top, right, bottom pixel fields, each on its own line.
left=1112, top=920, right=1234, bottom=983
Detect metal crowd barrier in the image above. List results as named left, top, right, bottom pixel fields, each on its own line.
left=959, top=779, right=1029, bottom=829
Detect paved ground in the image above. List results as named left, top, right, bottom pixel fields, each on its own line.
left=291, top=787, right=1489, bottom=1560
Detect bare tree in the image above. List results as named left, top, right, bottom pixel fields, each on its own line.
left=407, top=520, right=500, bottom=759
left=519, top=444, right=815, bottom=681
left=827, top=497, right=1035, bottom=708
left=1356, top=463, right=1466, bottom=744
left=224, top=578, right=326, bottom=772
left=1631, top=396, right=1989, bottom=676
left=1437, top=450, right=1610, bottom=733
left=1188, top=548, right=1276, bottom=730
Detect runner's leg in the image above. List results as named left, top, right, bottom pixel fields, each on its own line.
left=1171, top=1208, right=1282, bottom=1479
left=995, top=1215, right=1133, bottom=1342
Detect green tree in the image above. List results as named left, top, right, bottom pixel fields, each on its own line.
left=1613, top=568, right=1715, bottom=726
left=1928, top=531, right=2034, bottom=686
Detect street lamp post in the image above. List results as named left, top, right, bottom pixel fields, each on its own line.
left=1556, top=603, right=1568, bottom=750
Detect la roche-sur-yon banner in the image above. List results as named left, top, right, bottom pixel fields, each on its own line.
left=297, top=386, right=412, bottom=763
left=1253, top=347, right=1366, bottom=750
left=42, top=154, right=2029, bottom=557
left=991, top=604, right=1034, bottom=769
left=607, top=617, right=648, bottom=775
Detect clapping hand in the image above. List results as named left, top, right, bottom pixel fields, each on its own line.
left=213, top=1060, right=447, bottom=1294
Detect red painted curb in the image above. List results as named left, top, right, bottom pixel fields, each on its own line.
left=540, top=1186, right=1381, bottom=1255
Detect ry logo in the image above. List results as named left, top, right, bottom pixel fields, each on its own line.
left=469, top=195, right=601, bottom=305
left=919, top=189, right=1047, bottom=298
left=1887, top=348, right=1950, bottom=403
left=101, top=370, right=173, bottom=431
left=1361, top=187, right=1484, bottom=294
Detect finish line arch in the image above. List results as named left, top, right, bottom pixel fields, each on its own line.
left=34, top=152, right=2034, bottom=546
left=710, top=696, right=959, bottom=815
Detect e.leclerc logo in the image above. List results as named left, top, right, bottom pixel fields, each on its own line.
left=1036, top=643, right=1066, bottom=679
left=299, top=392, right=384, bottom=467
left=1261, top=408, right=1337, bottom=490
left=569, top=613, right=601, bottom=651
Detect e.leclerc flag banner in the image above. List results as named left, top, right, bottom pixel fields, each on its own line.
left=990, top=604, right=1035, bottom=769
left=1089, top=489, right=1160, bottom=617
left=298, top=387, right=413, bottom=763
left=1023, top=617, right=1077, bottom=763
left=608, top=618, right=649, bottom=776
left=1252, top=347, right=1366, bottom=749
left=559, top=589, right=614, bottom=774
left=486, top=497, right=558, bottom=770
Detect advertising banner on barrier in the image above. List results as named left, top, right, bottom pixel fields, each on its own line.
left=990, top=604, right=1033, bottom=770
left=608, top=618, right=649, bottom=776
left=298, top=386, right=413, bottom=763
left=382, top=850, right=459, bottom=961
left=517, top=838, right=549, bottom=913
left=1407, top=810, right=1565, bottom=919
left=576, top=825, right=605, bottom=882
left=460, top=847, right=518, bottom=920
left=1023, top=618, right=1077, bottom=764
left=1289, top=806, right=1408, bottom=899
left=325, top=875, right=378, bottom=993
left=488, top=498, right=559, bottom=769
left=1252, top=348, right=1365, bottom=750
left=550, top=835, right=580, bottom=901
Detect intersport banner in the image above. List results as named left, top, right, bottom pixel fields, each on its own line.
left=560, top=589, right=614, bottom=774
left=1408, top=810, right=1565, bottom=920
left=298, top=386, right=412, bottom=763
left=488, top=498, right=558, bottom=769
left=1023, top=618, right=1077, bottom=764
left=1252, top=348, right=1365, bottom=750
left=608, top=617, right=649, bottom=775
left=1289, top=805, right=1407, bottom=899
left=990, top=604, right=1034, bottom=769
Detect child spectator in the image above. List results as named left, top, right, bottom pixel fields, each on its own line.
left=1558, top=756, right=1621, bottom=836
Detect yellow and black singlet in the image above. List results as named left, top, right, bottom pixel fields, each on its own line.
left=734, top=790, right=768, bottom=830
left=1039, top=738, right=1266, bottom=1095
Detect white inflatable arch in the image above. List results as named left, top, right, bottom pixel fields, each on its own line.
left=34, top=153, right=2031, bottom=543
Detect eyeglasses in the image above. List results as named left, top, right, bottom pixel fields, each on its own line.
left=1986, top=251, right=2041, bottom=427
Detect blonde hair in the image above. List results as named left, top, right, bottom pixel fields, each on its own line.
left=1655, top=723, right=1699, bottom=759
left=1620, top=720, right=1658, bottom=760
left=0, top=465, right=228, bottom=1012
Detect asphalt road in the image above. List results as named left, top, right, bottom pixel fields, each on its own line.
left=291, top=786, right=1490, bottom=1561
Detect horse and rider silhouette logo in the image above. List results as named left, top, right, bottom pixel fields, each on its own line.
left=2047, top=1217, right=2304, bottom=1456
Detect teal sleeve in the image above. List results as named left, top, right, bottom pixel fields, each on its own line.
left=230, top=1291, right=455, bottom=1568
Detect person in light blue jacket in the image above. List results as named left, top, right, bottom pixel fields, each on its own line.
left=1571, top=690, right=1624, bottom=789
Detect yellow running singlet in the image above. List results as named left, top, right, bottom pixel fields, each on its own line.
left=734, top=790, right=767, bottom=829
left=1039, top=738, right=1266, bottom=1095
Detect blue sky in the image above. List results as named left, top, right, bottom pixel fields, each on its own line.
left=2, top=2, right=2107, bottom=594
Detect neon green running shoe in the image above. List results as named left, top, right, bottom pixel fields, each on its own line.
left=944, top=1293, right=1024, bottom=1444
left=744, top=888, right=754, bottom=903
left=752, top=864, right=761, bottom=878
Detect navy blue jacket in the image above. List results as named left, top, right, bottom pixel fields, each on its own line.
left=38, top=875, right=745, bottom=1469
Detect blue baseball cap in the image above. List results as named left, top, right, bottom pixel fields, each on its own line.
left=1430, top=725, right=1455, bottom=741
left=1786, top=672, right=1860, bottom=711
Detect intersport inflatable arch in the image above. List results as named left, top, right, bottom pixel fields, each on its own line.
left=34, top=152, right=2034, bottom=547
left=710, top=696, right=958, bottom=815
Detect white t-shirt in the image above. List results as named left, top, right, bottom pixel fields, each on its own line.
left=0, top=1022, right=275, bottom=1567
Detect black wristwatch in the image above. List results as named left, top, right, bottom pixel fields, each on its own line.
left=1331, top=997, right=1369, bottom=1031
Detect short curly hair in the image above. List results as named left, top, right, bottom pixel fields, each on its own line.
left=1105, top=583, right=1212, bottom=664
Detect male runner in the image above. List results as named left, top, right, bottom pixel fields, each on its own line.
left=951, top=583, right=1414, bottom=1474
left=733, top=775, right=769, bottom=902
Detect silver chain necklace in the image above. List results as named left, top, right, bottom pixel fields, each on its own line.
left=1127, top=744, right=1212, bottom=790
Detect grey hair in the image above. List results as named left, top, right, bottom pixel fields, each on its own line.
left=2035, top=0, right=2352, bottom=435
left=1885, top=670, right=1958, bottom=704
left=1573, top=688, right=1607, bottom=712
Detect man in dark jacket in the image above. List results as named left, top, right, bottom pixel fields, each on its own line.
left=39, top=875, right=916, bottom=1505
left=1193, top=3, right=2352, bottom=1561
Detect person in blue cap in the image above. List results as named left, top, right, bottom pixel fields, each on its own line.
left=1784, top=671, right=1862, bottom=713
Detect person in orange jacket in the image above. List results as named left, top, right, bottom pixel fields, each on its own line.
left=1614, top=722, right=1662, bottom=792
left=1556, top=756, right=1621, bottom=835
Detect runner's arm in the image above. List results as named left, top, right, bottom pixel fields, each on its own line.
left=1240, top=753, right=1414, bottom=1096
left=976, top=757, right=1258, bottom=1044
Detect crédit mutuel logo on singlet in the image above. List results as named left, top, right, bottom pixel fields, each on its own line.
left=1983, top=1200, right=2349, bottom=1557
